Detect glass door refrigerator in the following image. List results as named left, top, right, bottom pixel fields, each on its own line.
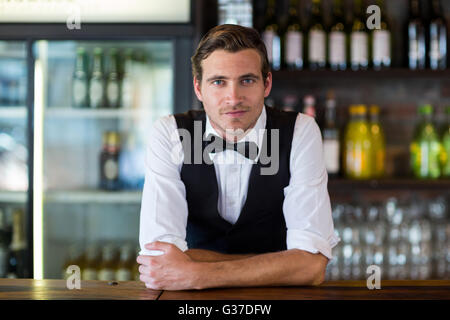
left=0, top=41, right=31, bottom=279
left=0, top=0, right=195, bottom=280
left=34, top=39, right=178, bottom=280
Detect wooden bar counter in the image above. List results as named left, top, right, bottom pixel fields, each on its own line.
left=0, top=279, right=449, bottom=300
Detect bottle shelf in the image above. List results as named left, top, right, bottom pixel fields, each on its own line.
left=44, top=107, right=152, bottom=120
left=0, top=191, right=27, bottom=203
left=44, top=189, right=142, bottom=204
left=328, top=178, right=450, bottom=190
left=0, top=106, right=27, bottom=118
left=272, top=69, right=450, bottom=81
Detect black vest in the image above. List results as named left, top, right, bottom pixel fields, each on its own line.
left=174, top=106, right=298, bottom=254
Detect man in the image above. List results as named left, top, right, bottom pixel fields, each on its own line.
left=137, top=24, right=339, bottom=290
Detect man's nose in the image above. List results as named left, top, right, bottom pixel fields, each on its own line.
left=225, top=83, right=243, bottom=106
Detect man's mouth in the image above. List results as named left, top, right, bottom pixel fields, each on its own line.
left=225, top=110, right=247, bottom=118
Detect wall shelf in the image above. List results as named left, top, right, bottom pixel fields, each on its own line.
left=272, top=69, right=450, bottom=82
left=328, top=178, right=450, bottom=190
left=44, top=189, right=142, bottom=204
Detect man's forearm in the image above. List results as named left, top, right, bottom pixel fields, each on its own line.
left=189, top=249, right=327, bottom=290
left=185, top=249, right=255, bottom=262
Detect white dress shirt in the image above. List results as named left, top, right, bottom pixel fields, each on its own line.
left=139, top=105, right=340, bottom=259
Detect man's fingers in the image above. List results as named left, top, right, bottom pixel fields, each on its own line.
left=139, top=264, right=151, bottom=275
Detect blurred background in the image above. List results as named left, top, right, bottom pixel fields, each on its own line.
left=0, top=0, right=449, bottom=282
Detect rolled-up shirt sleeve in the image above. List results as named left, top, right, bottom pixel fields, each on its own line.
left=139, top=116, right=189, bottom=255
left=283, top=114, right=340, bottom=260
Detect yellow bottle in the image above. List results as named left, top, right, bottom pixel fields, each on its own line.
left=343, top=105, right=372, bottom=179
left=98, top=244, right=118, bottom=281
left=82, top=244, right=100, bottom=280
left=61, top=243, right=85, bottom=280
left=369, top=105, right=386, bottom=178
left=115, top=244, right=134, bottom=281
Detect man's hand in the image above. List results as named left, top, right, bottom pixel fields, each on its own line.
left=137, top=241, right=199, bottom=291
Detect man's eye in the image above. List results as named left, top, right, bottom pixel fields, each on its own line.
left=242, top=79, right=254, bottom=85
left=212, top=80, right=224, bottom=85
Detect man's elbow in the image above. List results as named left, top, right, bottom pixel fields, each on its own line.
left=310, top=266, right=326, bottom=286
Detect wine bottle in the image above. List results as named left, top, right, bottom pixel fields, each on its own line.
left=328, top=0, right=347, bottom=71
left=284, top=0, right=303, bottom=70
left=307, top=0, right=326, bottom=70
left=72, top=47, right=89, bottom=108
left=7, top=209, right=27, bottom=278
left=262, top=0, right=281, bottom=71
left=351, top=0, right=369, bottom=70
left=429, top=0, right=447, bottom=70
left=372, top=0, right=392, bottom=70
left=89, top=47, right=106, bottom=108
left=323, top=91, right=340, bottom=177
left=408, top=0, right=426, bottom=70
left=106, top=48, right=121, bottom=108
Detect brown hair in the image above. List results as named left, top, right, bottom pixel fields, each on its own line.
left=191, top=24, right=270, bottom=83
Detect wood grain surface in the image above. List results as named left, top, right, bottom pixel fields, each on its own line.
left=159, top=280, right=450, bottom=300
left=0, top=279, right=449, bottom=300
left=0, top=278, right=161, bottom=300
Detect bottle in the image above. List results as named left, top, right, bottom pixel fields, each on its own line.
left=429, top=0, right=447, bottom=70
left=116, top=244, right=134, bottom=281
left=82, top=244, right=100, bottom=280
left=0, top=208, right=11, bottom=278
left=328, top=0, right=347, bottom=71
left=61, top=243, right=84, bottom=280
left=121, top=49, right=134, bottom=109
left=369, top=105, right=385, bottom=178
left=72, top=47, right=89, bottom=108
left=410, top=105, right=442, bottom=179
left=262, top=0, right=281, bottom=71
left=351, top=0, right=369, bottom=70
left=98, top=244, right=118, bottom=281
left=307, top=0, right=326, bottom=70
left=440, top=106, right=450, bottom=177
left=7, top=209, right=27, bottom=278
left=133, top=246, right=140, bottom=281
left=408, top=0, right=426, bottom=70
left=89, top=47, right=105, bottom=108
left=100, top=131, right=121, bottom=191
left=282, top=94, right=298, bottom=112
left=284, top=0, right=303, bottom=70
left=323, top=91, right=340, bottom=177
left=303, top=95, right=316, bottom=119
left=106, top=48, right=121, bottom=108
left=372, top=0, right=391, bottom=70
left=343, top=105, right=372, bottom=179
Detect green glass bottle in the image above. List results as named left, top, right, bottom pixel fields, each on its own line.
left=410, top=105, right=442, bottom=179
left=369, top=105, right=385, bottom=178
left=106, top=48, right=121, bottom=108
left=307, top=0, right=326, bottom=70
left=350, top=0, right=369, bottom=70
left=441, top=106, right=450, bottom=177
left=284, top=0, right=303, bottom=70
left=89, top=47, right=105, bottom=108
left=429, top=0, right=447, bottom=70
left=328, top=0, right=347, bottom=71
left=343, top=105, right=372, bottom=179
left=72, top=47, right=89, bottom=108
left=372, top=0, right=391, bottom=70
left=262, top=0, right=281, bottom=71
left=408, top=0, right=426, bottom=70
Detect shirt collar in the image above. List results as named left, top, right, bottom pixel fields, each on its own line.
left=203, top=105, right=267, bottom=163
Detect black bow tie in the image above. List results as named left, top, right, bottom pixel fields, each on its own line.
left=203, top=134, right=259, bottom=161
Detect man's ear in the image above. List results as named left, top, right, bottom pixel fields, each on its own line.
left=193, top=76, right=203, bottom=102
left=263, top=72, right=272, bottom=98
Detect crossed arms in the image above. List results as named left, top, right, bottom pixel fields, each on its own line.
left=137, top=241, right=328, bottom=290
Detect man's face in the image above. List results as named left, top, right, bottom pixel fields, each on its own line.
left=193, top=49, right=272, bottom=141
